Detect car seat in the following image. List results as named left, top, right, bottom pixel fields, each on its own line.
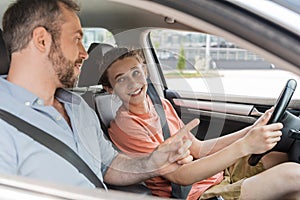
left=77, top=42, right=114, bottom=110
left=77, top=42, right=123, bottom=137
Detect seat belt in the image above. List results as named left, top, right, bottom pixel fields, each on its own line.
left=146, top=79, right=192, bottom=199
left=147, top=80, right=171, bottom=138
left=0, top=108, right=105, bottom=189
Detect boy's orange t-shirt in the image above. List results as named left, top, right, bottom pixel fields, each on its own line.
left=109, top=96, right=223, bottom=200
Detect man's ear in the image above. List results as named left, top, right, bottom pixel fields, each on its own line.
left=103, top=86, right=113, bottom=94
left=32, top=27, right=51, bottom=53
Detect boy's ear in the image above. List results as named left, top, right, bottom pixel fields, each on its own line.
left=143, top=64, right=148, bottom=77
left=32, top=26, right=51, bottom=53
left=103, top=86, right=113, bottom=94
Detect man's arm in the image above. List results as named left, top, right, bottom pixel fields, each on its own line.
left=103, top=119, right=199, bottom=186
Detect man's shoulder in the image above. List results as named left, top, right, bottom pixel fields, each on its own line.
left=0, top=85, right=25, bottom=114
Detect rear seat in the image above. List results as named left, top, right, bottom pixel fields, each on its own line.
left=77, top=43, right=114, bottom=111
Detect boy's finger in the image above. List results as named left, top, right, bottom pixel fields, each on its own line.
left=170, top=149, right=191, bottom=163
left=169, top=141, right=192, bottom=162
left=177, top=155, right=193, bottom=165
left=266, top=122, right=283, bottom=131
left=178, top=139, right=192, bottom=154
left=255, top=109, right=273, bottom=126
left=163, top=138, right=191, bottom=153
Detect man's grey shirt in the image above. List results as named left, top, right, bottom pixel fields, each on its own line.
left=0, top=77, right=118, bottom=189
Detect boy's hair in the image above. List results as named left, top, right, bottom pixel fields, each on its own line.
left=2, top=0, right=80, bottom=54
left=99, top=47, right=145, bottom=88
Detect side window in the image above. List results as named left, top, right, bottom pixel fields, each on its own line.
left=150, top=30, right=300, bottom=99
left=83, top=28, right=115, bottom=50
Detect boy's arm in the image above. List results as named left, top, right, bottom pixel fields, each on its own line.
left=164, top=121, right=282, bottom=185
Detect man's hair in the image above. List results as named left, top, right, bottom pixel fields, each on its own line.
left=99, top=47, right=145, bottom=88
left=2, top=0, right=80, bottom=54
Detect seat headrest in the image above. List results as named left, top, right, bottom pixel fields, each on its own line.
left=77, top=42, right=114, bottom=87
left=0, top=29, right=10, bottom=76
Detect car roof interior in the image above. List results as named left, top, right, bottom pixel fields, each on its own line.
left=0, top=0, right=195, bottom=33
left=78, top=0, right=195, bottom=34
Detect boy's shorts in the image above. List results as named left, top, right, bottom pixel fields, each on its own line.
left=199, top=156, right=265, bottom=200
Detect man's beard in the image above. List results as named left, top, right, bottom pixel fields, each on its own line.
left=48, top=41, right=79, bottom=88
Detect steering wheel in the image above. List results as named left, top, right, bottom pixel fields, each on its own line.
left=248, top=79, right=297, bottom=166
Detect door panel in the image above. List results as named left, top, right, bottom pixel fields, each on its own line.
left=165, top=89, right=256, bottom=140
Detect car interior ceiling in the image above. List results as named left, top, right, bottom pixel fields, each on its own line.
left=78, top=0, right=196, bottom=34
